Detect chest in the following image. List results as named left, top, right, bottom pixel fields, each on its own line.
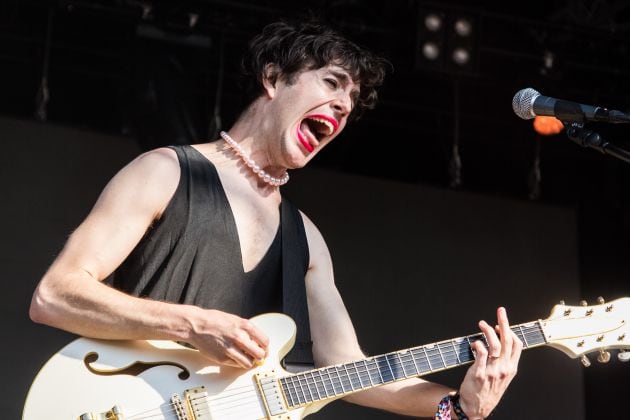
left=220, top=180, right=281, bottom=273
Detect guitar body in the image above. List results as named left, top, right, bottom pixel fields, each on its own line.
left=23, top=313, right=328, bottom=420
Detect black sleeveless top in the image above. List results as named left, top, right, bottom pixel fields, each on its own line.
left=113, top=145, right=308, bottom=321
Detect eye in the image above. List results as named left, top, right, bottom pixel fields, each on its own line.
left=324, top=78, right=338, bottom=88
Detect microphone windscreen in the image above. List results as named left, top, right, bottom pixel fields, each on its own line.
left=512, top=88, right=541, bottom=120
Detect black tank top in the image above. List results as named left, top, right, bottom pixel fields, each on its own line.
left=113, top=145, right=307, bottom=320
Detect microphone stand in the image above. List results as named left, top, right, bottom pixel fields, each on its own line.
left=563, top=122, right=630, bottom=164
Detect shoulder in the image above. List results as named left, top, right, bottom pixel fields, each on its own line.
left=116, top=147, right=181, bottom=189
left=128, top=147, right=180, bottom=176
left=96, top=147, right=182, bottom=219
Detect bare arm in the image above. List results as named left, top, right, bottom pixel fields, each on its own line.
left=302, top=213, right=522, bottom=418
left=30, top=148, right=268, bottom=368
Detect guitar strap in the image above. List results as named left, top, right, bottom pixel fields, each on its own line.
left=281, top=198, right=314, bottom=368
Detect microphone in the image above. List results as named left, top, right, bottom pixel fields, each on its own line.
left=512, top=88, right=630, bottom=123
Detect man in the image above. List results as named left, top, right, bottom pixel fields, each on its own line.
left=30, top=21, right=521, bottom=419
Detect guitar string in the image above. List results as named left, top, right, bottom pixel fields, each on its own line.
left=123, top=324, right=545, bottom=418
left=209, top=326, right=545, bottom=406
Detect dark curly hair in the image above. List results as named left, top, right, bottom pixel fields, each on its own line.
left=240, top=21, right=388, bottom=119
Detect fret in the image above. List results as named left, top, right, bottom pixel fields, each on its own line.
left=349, top=362, right=364, bottom=389
left=298, top=374, right=314, bottom=402
left=391, top=353, right=406, bottom=379
left=456, top=337, right=474, bottom=363
left=284, top=377, right=296, bottom=406
left=409, top=348, right=423, bottom=375
left=465, top=336, right=474, bottom=360
left=410, top=347, right=430, bottom=373
left=368, top=359, right=385, bottom=384
left=308, top=371, right=322, bottom=400
left=384, top=354, right=401, bottom=380
left=395, top=352, right=408, bottom=378
left=362, top=359, right=377, bottom=386
left=426, top=346, right=445, bottom=370
left=383, top=354, right=395, bottom=380
left=376, top=356, right=394, bottom=383
left=518, top=325, right=529, bottom=347
left=326, top=367, right=342, bottom=395
left=439, top=342, right=457, bottom=366
left=281, top=378, right=295, bottom=407
left=368, top=358, right=381, bottom=383
left=422, top=347, right=433, bottom=371
left=296, top=376, right=308, bottom=404
left=353, top=360, right=368, bottom=387
left=288, top=376, right=303, bottom=405
left=399, top=350, right=418, bottom=376
left=450, top=340, right=461, bottom=364
left=320, top=369, right=333, bottom=397
left=342, top=364, right=356, bottom=391
left=335, top=366, right=350, bottom=394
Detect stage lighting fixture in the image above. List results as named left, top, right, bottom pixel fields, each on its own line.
left=415, top=9, right=446, bottom=71
left=454, top=18, right=472, bottom=37
left=452, top=47, right=470, bottom=65
left=415, top=8, right=478, bottom=74
left=425, top=13, right=442, bottom=32
left=188, top=13, right=199, bottom=28
left=422, top=42, right=440, bottom=60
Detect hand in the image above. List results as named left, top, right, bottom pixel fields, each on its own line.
left=458, top=307, right=522, bottom=419
left=188, top=308, right=269, bottom=369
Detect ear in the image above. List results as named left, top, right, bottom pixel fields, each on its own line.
left=261, top=63, right=280, bottom=98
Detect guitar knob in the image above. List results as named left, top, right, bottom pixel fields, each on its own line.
left=580, top=355, right=591, bottom=367
left=580, top=300, right=588, bottom=307
left=597, top=296, right=605, bottom=304
left=559, top=300, right=565, bottom=305
left=597, top=349, right=611, bottom=363
left=618, top=350, right=630, bottom=363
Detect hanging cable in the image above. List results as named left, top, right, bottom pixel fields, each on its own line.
left=449, top=80, right=462, bottom=188
left=35, top=6, right=54, bottom=122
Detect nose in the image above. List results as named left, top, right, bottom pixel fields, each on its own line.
left=332, top=91, right=352, bottom=118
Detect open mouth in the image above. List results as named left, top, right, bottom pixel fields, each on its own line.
left=296, top=114, right=338, bottom=153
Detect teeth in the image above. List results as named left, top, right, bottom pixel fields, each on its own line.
left=307, top=117, right=334, bottom=136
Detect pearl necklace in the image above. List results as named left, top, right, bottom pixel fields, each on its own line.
left=220, top=131, right=289, bottom=187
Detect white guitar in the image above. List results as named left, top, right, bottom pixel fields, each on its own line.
left=23, top=298, right=630, bottom=420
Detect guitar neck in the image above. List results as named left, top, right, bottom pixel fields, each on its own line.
left=280, top=320, right=546, bottom=407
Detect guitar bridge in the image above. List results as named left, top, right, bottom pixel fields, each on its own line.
left=78, top=405, right=124, bottom=420
left=170, top=386, right=210, bottom=420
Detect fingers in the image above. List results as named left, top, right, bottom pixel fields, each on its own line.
left=471, top=338, right=488, bottom=371
left=479, top=319, right=501, bottom=358
left=242, top=320, right=270, bottom=356
left=193, top=310, right=270, bottom=369
left=232, top=328, right=267, bottom=362
left=225, top=343, right=258, bottom=369
left=496, top=307, right=513, bottom=358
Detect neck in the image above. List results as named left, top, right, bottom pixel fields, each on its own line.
left=279, top=321, right=546, bottom=408
left=224, top=118, right=286, bottom=178
left=220, top=131, right=289, bottom=187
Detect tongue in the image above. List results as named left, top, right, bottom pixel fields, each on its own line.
left=300, top=120, right=316, bottom=141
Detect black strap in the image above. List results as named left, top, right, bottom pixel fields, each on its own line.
left=281, top=198, right=313, bottom=365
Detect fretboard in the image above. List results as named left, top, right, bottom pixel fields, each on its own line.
left=280, top=321, right=546, bottom=408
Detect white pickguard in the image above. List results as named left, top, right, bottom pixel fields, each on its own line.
left=23, top=313, right=317, bottom=420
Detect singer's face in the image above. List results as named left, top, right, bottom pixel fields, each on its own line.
left=264, top=65, right=359, bottom=168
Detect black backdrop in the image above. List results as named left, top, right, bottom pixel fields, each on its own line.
left=2, top=116, right=586, bottom=419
